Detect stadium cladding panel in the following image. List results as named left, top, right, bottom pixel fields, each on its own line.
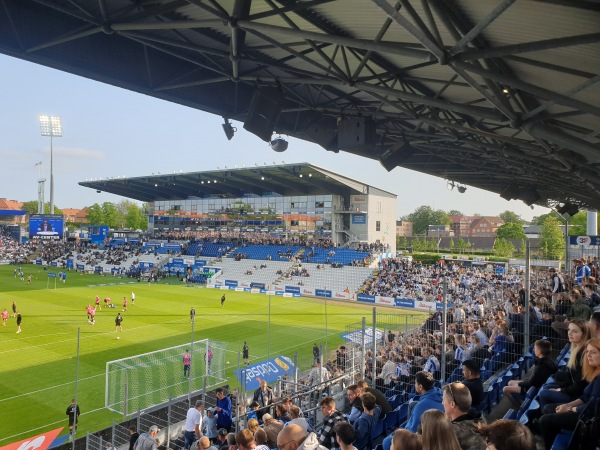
left=80, top=163, right=398, bottom=249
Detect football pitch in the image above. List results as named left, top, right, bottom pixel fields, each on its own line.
left=0, top=264, right=422, bottom=444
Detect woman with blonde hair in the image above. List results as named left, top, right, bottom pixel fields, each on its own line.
left=391, top=429, right=421, bottom=450
left=246, top=418, right=259, bottom=434
left=539, top=319, right=591, bottom=407
left=420, top=409, right=461, bottom=450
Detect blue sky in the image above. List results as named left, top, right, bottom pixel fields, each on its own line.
left=0, top=54, right=548, bottom=220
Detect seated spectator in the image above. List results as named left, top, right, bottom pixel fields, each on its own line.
left=420, top=409, right=461, bottom=450
left=461, top=359, right=484, bottom=406
left=352, top=392, right=381, bottom=450
left=441, top=382, right=486, bottom=450
left=275, top=404, right=291, bottom=424
left=318, top=397, right=347, bottom=449
left=421, top=347, right=440, bottom=376
left=254, top=429, right=269, bottom=450
left=475, top=419, right=536, bottom=450
left=356, top=380, right=392, bottom=418
left=405, top=371, right=444, bottom=432
left=539, top=320, right=591, bottom=408
left=276, top=423, right=326, bottom=450
left=345, top=385, right=363, bottom=424
left=503, top=339, right=557, bottom=406
left=538, top=338, right=600, bottom=449
left=390, top=429, right=421, bottom=450
left=261, top=414, right=283, bottom=449
left=287, top=406, right=310, bottom=432
left=551, top=290, right=592, bottom=338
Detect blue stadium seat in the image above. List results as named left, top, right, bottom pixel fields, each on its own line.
left=550, top=430, right=573, bottom=450
left=503, top=409, right=517, bottom=420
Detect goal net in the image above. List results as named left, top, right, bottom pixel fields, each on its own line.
left=105, top=339, right=228, bottom=415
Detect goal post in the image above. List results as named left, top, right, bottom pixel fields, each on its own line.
left=105, top=339, right=228, bottom=415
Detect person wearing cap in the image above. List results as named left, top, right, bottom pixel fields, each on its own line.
left=184, top=400, right=204, bottom=450
left=461, top=359, right=484, bottom=406
left=133, top=425, right=159, bottom=450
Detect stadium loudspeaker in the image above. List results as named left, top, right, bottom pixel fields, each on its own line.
left=500, top=184, right=521, bottom=201
left=518, top=188, right=541, bottom=206
left=305, top=121, right=338, bottom=152
left=557, top=203, right=579, bottom=217
left=243, top=87, right=284, bottom=142
left=337, top=117, right=376, bottom=150
left=378, top=142, right=415, bottom=172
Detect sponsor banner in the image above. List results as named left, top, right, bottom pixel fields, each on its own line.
left=47, top=272, right=57, bottom=278
left=283, top=292, right=293, bottom=298
left=243, top=288, right=252, bottom=292
left=274, top=291, right=284, bottom=296
left=220, top=286, right=229, bottom=290
left=251, top=288, right=261, bottom=294
left=266, top=290, right=276, bottom=296
left=139, top=262, right=154, bottom=269
left=0, top=427, right=64, bottom=450
left=234, top=356, right=295, bottom=391
left=95, top=266, right=103, bottom=273
left=76, top=264, right=85, bottom=270
left=235, top=287, right=244, bottom=292
left=340, top=328, right=384, bottom=345
left=301, top=288, right=315, bottom=296
left=357, top=294, right=376, bottom=303
left=251, top=282, right=265, bottom=289
left=183, top=256, right=196, bottom=265
left=172, top=258, right=184, bottom=264
left=375, top=296, right=395, bottom=306
left=414, top=300, right=436, bottom=311
left=570, top=235, right=600, bottom=246
left=333, top=291, right=350, bottom=300
left=225, top=280, right=238, bottom=287
left=35, top=259, right=43, bottom=265
left=315, top=289, right=332, bottom=298
left=285, top=286, right=300, bottom=294
left=66, top=259, right=74, bottom=269
left=395, top=298, right=415, bottom=309
left=111, top=268, right=121, bottom=274
left=50, top=262, right=58, bottom=267
left=239, top=281, right=251, bottom=288
left=351, top=214, right=366, bottom=224
left=352, top=195, right=367, bottom=203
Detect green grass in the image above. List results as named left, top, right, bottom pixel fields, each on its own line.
left=0, top=264, right=423, bottom=444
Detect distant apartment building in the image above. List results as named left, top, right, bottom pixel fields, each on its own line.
left=449, top=215, right=504, bottom=237
left=427, top=224, right=454, bottom=237
left=0, top=198, right=26, bottom=225
left=62, top=207, right=88, bottom=224
left=396, top=220, right=413, bottom=236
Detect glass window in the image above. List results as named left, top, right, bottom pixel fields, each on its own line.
left=376, top=221, right=381, bottom=231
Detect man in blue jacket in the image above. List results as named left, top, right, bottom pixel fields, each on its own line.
left=352, top=392, right=381, bottom=450
left=405, top=371, right=444, bottom=432
left=215, top=388, right=232, bottom=432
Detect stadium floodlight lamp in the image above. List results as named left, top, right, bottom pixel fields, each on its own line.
left=222, top=118, right=236, bottom=140
left=39, top=115, right=62, bottom=215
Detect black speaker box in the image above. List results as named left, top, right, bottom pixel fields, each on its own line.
left=243, top=87, right=284, bottom=142
left=337, top=117, right=376, bottom=150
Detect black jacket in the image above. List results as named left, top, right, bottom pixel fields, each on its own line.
left=518, top=356, right=558, bottom=391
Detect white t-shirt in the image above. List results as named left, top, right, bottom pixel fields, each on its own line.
left=185, top=407, right=203, bottom=433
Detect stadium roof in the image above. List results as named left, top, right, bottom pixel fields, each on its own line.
left=1, top=1, right=599, bottom=209
left=78, top=163, right=395, bottom=202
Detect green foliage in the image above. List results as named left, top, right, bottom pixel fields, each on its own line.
left=86, top=203, right=104, bottom=225
left=449, top=238, right=455, bottom=250
left=567, top=211, right=593, bottom=236
left=499, top=210, right=523, bottom=224
left=531, top=212, right=554, bottom=226
left=540, top=215, right=565, bottom=260
left=493, top=238, right=515, bottom=257
left=86, top=201, right=147, bottom=230
left=403, top=205, right=450, bottom=235
left=447, top=210, right=463, bottom=216
left=21, top=201, right=63, bottom=216
left=396, top=235, right=408, bottom=249
left=496, top=222, right=526, bottom=240
left=411, top=253, right=441, bottom=264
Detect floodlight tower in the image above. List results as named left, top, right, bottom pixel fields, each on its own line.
left=38, top=115, right=62, bottom=214
left=34, top=161, right=46, bottom=214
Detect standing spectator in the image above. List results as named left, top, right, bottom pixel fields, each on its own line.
left=243, top=341, right=249, bottom=366
left=307, top=361, right=330, bottom=401
left=253, top=380, right=274, bottom=421
left=420, top=409, right=461, bottom=450
left=204, top=408, right=218, bottom=443
left=318, top=397, right=347, bottom=449
left=133, top=425, right=159, bottom=450
left=183, top=349, right=192, bottom=378
left=313, top=343, right=320, bottom=363
left=422, top=347, right=440, bottom=375
left=549, top=268, right=565, bottom=306
left=66, top=399, right=80, bottom=439
left=215, top=388, right=232, bottom=432
left=129, top=425, right=140, bottom=450
left=184, top=400, right=204, bottom=450
left=551, top=290, right=592, bottom=337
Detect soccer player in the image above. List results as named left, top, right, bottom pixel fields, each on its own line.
left=243, top=342, right=249, bottom=366
left=27, top=275, right=32, bottom=285
left=11, top=301, right=16, bottom=317
left=131, top=291, right=136, bottom=306
left=95, top=295, right=101, bottom=310
left=190, top=307, right=196, bottom=323
left=66, top=399, right=80, bottom=440
left=86, top=304, right=93, bottom=320
left=89, top=308, right=96, bottom=325
left=123, top=296, right=128, bottom=312
left=16, top=312, right=22, bottom=333
left=1, top=308, right=8, bottom=326
left=221, top=295, right=226, bottom=308
left=183, top=349, right=192, bottom=378
left=115, top=313, right=123, bottom=332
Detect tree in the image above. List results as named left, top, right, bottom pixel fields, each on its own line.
left=499, top=210, right=524, bottom=224
left=120, top=200, right=147, bottom=230
left=531, top=212, right=554, bottom=226
left=456, top=237, right=467, bottom=253
left=539, top=216, right=565, bottom=260
left=447, top=210, right=463, bottom=217
left=449, top=238, right=455, bottom=250
left=86, top=203, right=104, bottom=225
left=102, top=202, right=119, bottom=228
left=493, top=238, right=515, bottom=257
left=403, top=205, right=450, bottom=236
left=567, top=211, right=588, bottom=236
left=21, top=201, right=63, bottom=216
left=496, top=222, right=526, bottom=240
left=397, top=235, right=408, bottom=250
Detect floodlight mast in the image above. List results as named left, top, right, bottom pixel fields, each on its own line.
left=39, top=115, right=62, bottom=214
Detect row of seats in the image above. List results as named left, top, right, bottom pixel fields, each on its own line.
left=304, top=247, right=370, bottom=265
left=228, top=244, right=303, bottom=261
